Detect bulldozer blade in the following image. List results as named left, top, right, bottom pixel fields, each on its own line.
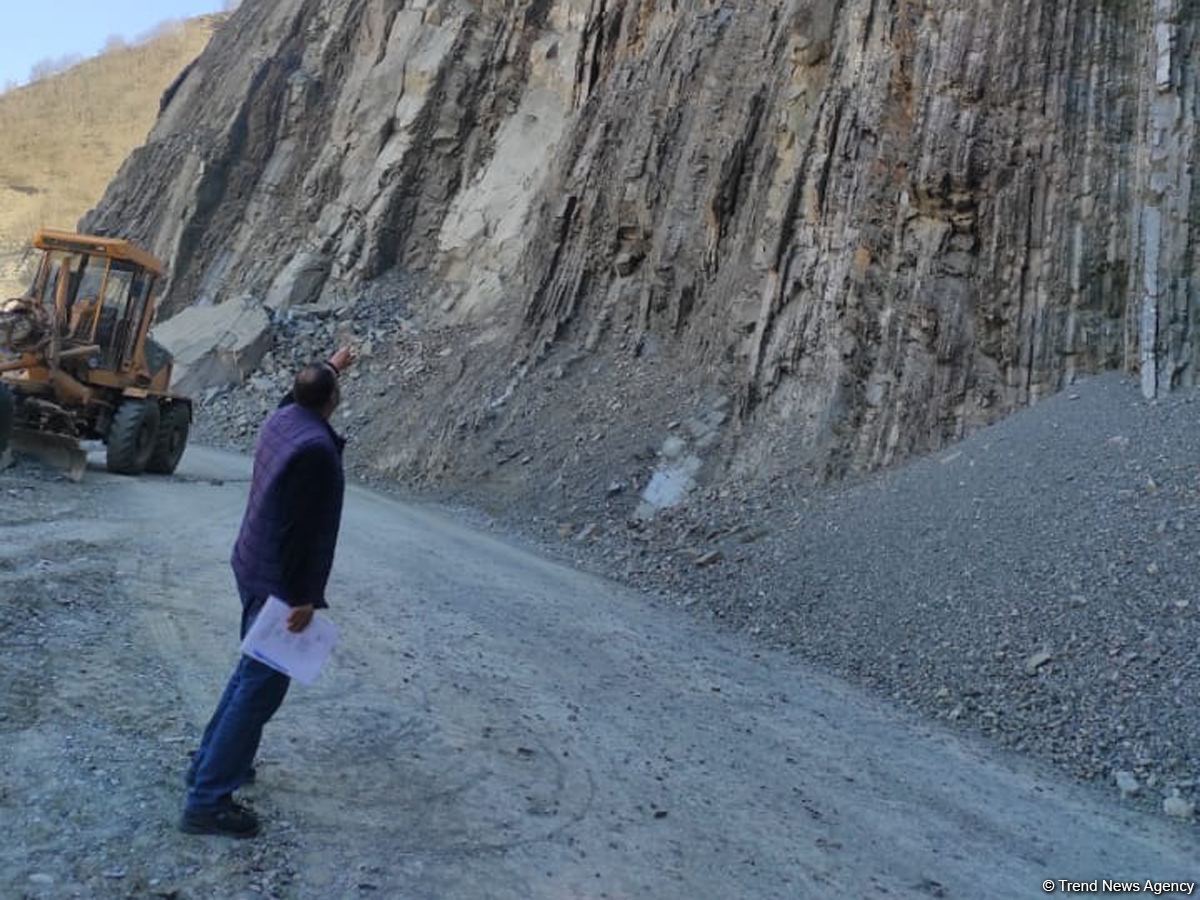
left=10, top=429, right=88, bottom=482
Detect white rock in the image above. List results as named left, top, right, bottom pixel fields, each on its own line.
left=1114, top=770, right=1140, bottom=798
left=660, top=436, right=687, bottom=460
left=1163, top=795, right=1195, bottom=819
left=1024, top=650, right=1053, bottom=676
left=637, top=455, right=703, bottom=519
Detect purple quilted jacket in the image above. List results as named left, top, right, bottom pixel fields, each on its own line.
left=231, top=403, right=346, bottom=609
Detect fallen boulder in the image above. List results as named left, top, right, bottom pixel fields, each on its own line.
left=152, top=297, right=271, bottom=396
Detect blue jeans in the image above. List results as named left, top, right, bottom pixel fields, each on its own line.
left=185, top=589, right=290, bottom=812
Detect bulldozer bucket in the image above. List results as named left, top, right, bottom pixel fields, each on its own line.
left=10, top=429, right=88, bottom=482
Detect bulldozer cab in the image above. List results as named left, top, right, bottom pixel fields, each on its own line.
left=28, top=229, right=164, bottom=373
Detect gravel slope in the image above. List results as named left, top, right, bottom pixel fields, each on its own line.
left=564, top=373, right=1200, bottom=817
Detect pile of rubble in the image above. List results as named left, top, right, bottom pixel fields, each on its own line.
left=156, top=273, right=426, bottom=450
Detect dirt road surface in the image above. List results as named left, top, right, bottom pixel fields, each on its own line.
left=2, top=447, right=1196, bottom=899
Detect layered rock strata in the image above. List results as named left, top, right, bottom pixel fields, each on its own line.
left=86, top=0, right=1199, bottom=485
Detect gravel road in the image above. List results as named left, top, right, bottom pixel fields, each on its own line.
left=1, top=444, right=1197, bottom=898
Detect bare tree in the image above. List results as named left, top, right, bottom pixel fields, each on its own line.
left=28, top=54, right=84, bottom=83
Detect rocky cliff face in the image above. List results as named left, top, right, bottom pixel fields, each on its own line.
left=86, top=0, right=1198, bottom=498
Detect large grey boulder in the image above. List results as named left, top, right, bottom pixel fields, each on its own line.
left=152, top=297, right=270, bottom=396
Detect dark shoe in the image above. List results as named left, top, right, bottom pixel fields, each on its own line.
left=179, top=800, right=260, bottom=838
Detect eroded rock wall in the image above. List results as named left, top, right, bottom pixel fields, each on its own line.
left=86, top=0, right=1199, bottom=489
left=517, top=0, right=1197, bottom=478
left=88, top=0, right=591, bottom=318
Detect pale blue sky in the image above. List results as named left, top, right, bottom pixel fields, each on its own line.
left=0, top=1, right=228, bottom=88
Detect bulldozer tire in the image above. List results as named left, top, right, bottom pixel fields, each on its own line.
left=146, top=404, right=190, bottom=475
left=106, top=399, right=160, bottom=475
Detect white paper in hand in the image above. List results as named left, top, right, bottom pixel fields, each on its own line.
left=240, top=596, right=338, bottom=685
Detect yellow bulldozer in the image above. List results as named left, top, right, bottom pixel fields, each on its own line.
left=0, top=229, right=191, bottom=480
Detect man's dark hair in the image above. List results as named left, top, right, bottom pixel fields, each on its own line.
left=293, top=363, right=338, bottom=410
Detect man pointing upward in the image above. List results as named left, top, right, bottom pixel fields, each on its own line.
left=181, top=347, right=354, bottom=838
